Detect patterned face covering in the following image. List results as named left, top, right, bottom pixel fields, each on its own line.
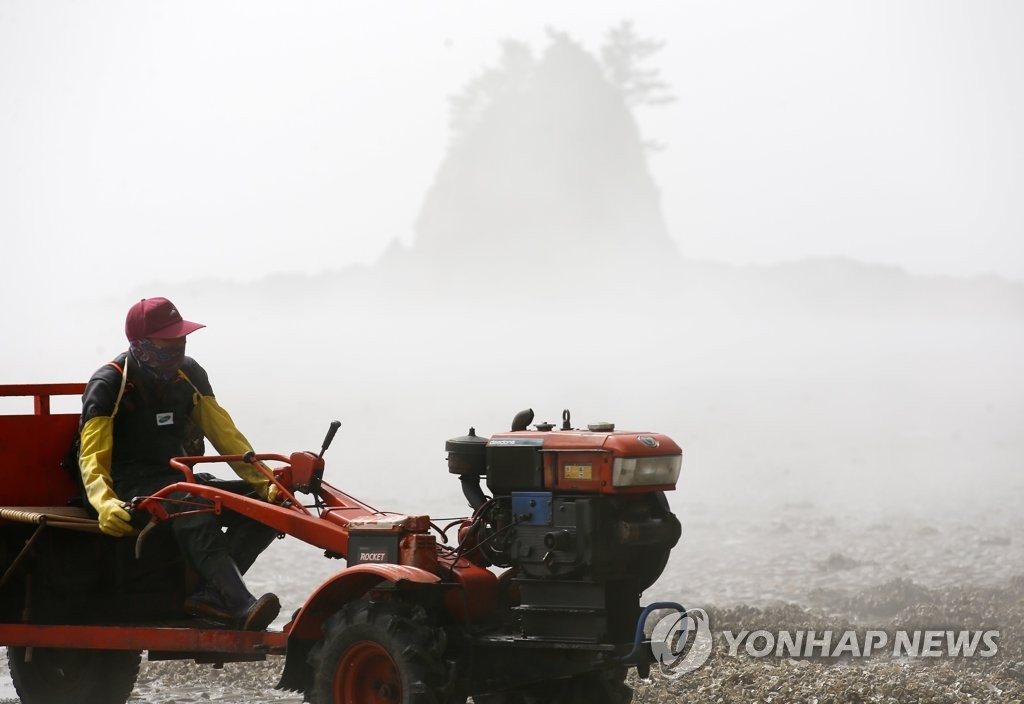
left=130, top=338, right=186, bottom=381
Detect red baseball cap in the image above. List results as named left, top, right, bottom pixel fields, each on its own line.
left=125, top=298, right=205, bottom=341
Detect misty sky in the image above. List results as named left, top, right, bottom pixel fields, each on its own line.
left=2, top=1, right=1022, bottom=305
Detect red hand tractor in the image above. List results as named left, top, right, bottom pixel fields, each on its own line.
left=1, top=385, right=684, bottom=703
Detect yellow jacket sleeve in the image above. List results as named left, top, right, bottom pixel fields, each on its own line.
left=191, top=394, right=276, bottom=500
left=79, top=415, right=133, bottom=537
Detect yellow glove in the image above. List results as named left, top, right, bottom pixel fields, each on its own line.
left=245, top=461, right=280, bottom=502
left=80, top=415, right=133, bottom=537
left=98, top=499, right=133, bottom=537
left=189, top=399, right=282, bottom=503
left=261, top=478, right=280, bottom=504
left=191, top=395, right=279, bottom=501
left=222, top=459, right=276, bottom=502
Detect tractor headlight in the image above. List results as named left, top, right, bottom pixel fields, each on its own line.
left=612, top=455, right=682, bottom=487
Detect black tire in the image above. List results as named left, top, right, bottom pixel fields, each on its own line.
left=624, top=492, right=679, bottom=594
left=474, top=667, right=633, bottom=704
left=307, top=598, right=449, bottom=704
left=7, top=646, right=141, bottom=704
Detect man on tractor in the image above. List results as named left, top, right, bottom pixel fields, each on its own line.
left=75, top=297, right=281, bottom=631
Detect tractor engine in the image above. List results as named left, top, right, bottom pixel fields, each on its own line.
left=447, top=410, right=682, bottom=644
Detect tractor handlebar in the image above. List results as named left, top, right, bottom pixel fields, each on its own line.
left=167, top=452, right=299, bottom=510
left=168, top=452, right=293, bottom=483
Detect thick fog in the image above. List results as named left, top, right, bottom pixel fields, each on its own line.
left=2, top=3, right=1023, bottom=539
left=4, top=9, right=1024, bottom=702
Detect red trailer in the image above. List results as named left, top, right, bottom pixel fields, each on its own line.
left=1, top=384, right=684, bottom=703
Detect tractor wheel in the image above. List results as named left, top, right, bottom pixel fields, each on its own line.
left=474, top=667, right=633, bottom=704
left=307, top=598, right=448, bottom=704
left=7, top=646, right=141, bottom=704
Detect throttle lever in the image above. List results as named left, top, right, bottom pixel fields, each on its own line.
left=319, top=420, right=342, bottom=458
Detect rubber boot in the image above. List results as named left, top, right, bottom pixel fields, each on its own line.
left=184, top=522, right=278, bottom=623
left=194, top=552, right=280, bottom=631
left=183, top=586, right=234, bottom=624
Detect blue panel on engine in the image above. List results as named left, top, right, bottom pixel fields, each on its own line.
left=511, top=492, right=553, bottom=526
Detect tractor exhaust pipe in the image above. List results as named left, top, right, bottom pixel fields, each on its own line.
left=460, top=475, right=489, bottom=511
